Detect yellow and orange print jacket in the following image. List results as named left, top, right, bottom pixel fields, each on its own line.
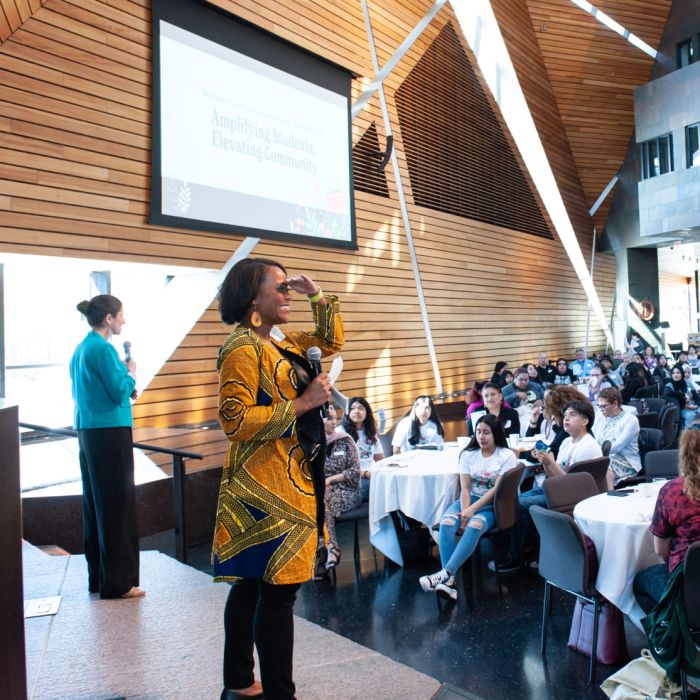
left=213, top=294, right=344, bottom=584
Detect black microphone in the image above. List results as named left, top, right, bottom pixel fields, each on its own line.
left=124, top=341, right=132, bottom=362
left=306, top=346, right=328, bottom=416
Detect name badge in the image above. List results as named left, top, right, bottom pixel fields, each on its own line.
left=333, top=450, right=344, bottom=456
left=504, top=420, right=511, bottom=429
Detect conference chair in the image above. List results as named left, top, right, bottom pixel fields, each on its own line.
left=638, top=428, right=664, bottom=467
left=637, top=411, right=660, bottom=430
left=681, top=543, right=700, bottom=700
left=643, top=449, right=679, bottom=481
left=635, top=385, right=657, bottom=400
left=630, top=398, right=667, bottom=415
left=658, top=404, right=680, bottom=449
left=567, top=456, right=610, bottom=494
left=543, top=472, right=599, bottom=517
left=530, top=506, right=603, bottom=683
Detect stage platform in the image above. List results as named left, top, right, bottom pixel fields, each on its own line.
left=23, top=543, right=441, bottom=699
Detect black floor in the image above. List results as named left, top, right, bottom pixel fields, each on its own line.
left=181, top=522, right=646, bottom=700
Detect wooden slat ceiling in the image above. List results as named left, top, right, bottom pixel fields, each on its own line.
left=523, top=0, right=672, bottom=229
left=0, top=0, right=45, bottom=43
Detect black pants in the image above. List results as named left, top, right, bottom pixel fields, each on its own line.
left=223, top=578, right=300, bottom=700
left=78, top=427, right=139, bottom=598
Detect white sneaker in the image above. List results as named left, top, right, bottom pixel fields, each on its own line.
left=436, top=576, right=457, bottom=601
left=419, top=568, right=451, bottom=592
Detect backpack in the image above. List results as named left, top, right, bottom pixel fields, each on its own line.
left=641, top=563, right=700, bottom=682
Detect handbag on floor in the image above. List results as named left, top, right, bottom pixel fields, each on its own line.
left=601, top=649, right=681, bottom=699
left=567, top=598, right=629, bottom=665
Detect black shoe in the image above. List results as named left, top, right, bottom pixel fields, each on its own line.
left=220, top=689, right=264, bottom=700
left=487, top=557, right=521, bottom=574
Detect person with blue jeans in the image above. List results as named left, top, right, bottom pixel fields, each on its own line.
left=498, top=395, right=601, bottom=572
left=419, top=414, right=516, bottom=601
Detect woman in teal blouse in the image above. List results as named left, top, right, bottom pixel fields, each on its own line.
left=70, top=294, right=143, bottom=599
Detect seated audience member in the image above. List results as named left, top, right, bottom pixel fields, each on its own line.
left=342, top=396, right=383, bottom=502
left=643, top=346, right=658, bottom=371
left=621, top=362, right=652, bottom=403
left=501, top=369, right=514, bottom=386
left=626, top=331, right=644, bottom=354
left=684, top=363, right=700, bottom=393
left=466, top=381, right=512, bottom=420
left=600, top=355, right=623, bottom=387
left=526, top=363, right=543, bottom=386
left=468, top=382, right=520, bottom=437
left=679, top=349, right=689, bottom=366
left=633, top=426, right=700, bottom=613
left=593, top=387, right=641, bottom=487
left=578, top=365, right=612, bottom=403
left=569, top=348, right=594, bottom=378
left=464, top=381, right=484, bottom=409
left=536, top=352, right=557, bottom=385
left=503, top=367, right=545, bottom=407
left=323, top=405, right=361, bottom=569
left=503, top=398, right=601, bottom=570
left=664, top=365, right=699, bottom=429
left=419, top=414, right=516, bottom=601
left=612, top=349, right=624, bottom=369
left=653, top=354, right=672, bottom=384
left=554, top=357, right=578, bottom=385
left=631, top=353, right=645, bottom=366
left=490, top=361, right=510, bottom=388
left=392, top=395, right=445, bottom=454
left=688, top=345, right=699, bottom=368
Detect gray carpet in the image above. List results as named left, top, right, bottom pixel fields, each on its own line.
left=23, top=544, right=441, bottom=699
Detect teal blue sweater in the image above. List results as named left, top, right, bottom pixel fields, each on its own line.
left=70, top=331, right=135, bottom=429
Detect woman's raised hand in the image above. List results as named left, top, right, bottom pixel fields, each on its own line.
left=286, top=274, right=318, bottom=296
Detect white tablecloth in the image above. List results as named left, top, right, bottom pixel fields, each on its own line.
left=573, top=482, right=666, bottom=628
left=368, top=445, right=461, bottom=566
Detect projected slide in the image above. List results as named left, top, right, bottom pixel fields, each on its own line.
left=157, top=22, right=353, bottom=245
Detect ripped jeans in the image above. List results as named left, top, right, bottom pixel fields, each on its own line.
left=438, top=494, right=496, bottom=575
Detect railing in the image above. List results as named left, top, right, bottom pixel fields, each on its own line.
left=19, top=422, right=203, bottom=564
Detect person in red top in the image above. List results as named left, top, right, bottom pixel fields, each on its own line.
left=633, top=426, right=700, bottom=613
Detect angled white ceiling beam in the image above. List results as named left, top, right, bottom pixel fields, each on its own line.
left=452, top=0, right=613, bottom=345
left=569, top=0, right=657, bottom=58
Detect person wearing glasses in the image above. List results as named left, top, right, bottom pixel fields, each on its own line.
left=578, top=365, right=612, bottom=403
left=593, top=387, right=641, bottom=487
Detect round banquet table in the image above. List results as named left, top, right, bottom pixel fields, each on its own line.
left=368, top=444, right=461, bottom=566
left=573, top=481, right=666, bottom=629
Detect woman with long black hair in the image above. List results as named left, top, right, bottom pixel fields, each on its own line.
left=391, top=395, right=445, bottom=454
left=342, top=396, right=383, bottom=501
left=418, top=414, right=516, bottom=601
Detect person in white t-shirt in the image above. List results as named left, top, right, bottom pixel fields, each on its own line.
left=500, top=398, right=602, bottom=572
left=341, top=396, right=384, bottom=502
left=391, top=396, right=444, bottom=454
left=418, top=414, right=516, bottom=601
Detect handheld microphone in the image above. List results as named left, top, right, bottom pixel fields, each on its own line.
left=123, top=341, right=132, bottom=362
left=306, top=346, right=328, bottom=416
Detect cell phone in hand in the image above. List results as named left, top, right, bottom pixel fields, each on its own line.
left=534, top=440, right=551, bottom=453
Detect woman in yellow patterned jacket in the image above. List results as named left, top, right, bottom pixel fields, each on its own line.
left=214, top=257, right=343, bottom=700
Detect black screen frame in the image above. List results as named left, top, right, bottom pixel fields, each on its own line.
left=150, top=0, right=357, bottom=251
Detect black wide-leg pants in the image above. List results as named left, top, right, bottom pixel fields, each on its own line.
left=78, top=427, right=139, bottom=598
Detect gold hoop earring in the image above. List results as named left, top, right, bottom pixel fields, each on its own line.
left=250, top=306, right=262, bottom=328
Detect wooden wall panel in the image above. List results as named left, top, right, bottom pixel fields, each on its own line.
left=523, top=0, right=671, bottom=228
left=0, top=0, right=617, bottom=451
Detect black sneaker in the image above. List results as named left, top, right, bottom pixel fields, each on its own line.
left=487, top=557, right=521, bottom=574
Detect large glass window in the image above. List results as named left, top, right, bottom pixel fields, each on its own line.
left=678, top=39, right=694, bottom=68
left=640, top=134, right=674, bottom=179
left=687, top=123, right=700, bottom=168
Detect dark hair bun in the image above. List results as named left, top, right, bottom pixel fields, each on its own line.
left=77, top=300, right=91, bottom=314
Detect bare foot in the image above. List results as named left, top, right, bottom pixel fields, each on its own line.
left=231, top=680, right=263, bottom=697
left=120, top=586, right=145, bottom=599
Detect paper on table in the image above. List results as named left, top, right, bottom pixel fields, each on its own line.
left=328, top=356, right=343, bottom=384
